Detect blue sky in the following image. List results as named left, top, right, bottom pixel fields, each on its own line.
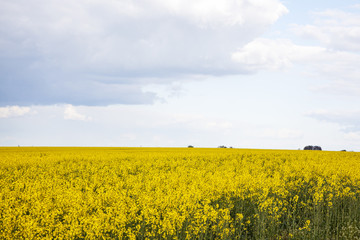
left=1, top=0, right=360, bottom=150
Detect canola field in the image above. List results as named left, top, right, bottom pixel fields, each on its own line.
left=0, top=147, right=360, bottom=239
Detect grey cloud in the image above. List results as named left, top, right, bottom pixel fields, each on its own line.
left=0, top=0, right=287, bottom=106
left=0, top=58, right=156, bottom=106
left=0, top=73, right=157, bottom=106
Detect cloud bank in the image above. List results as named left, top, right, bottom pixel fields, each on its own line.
left=0, top=0, right=287, bottom=106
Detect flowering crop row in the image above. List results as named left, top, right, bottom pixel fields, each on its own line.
left=0, top=147, right=359, bottom=239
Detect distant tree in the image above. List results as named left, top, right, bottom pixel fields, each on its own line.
left=188, top=145, right=194, bottom=148
left=218, top=145, right=227, bottom=148
left=341, top=150, right=346, bottom=152
left=304, top=145, right=322, bottom=150
left=304, top=145, right=313, bottom=150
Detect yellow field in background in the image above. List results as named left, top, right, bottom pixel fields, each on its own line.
left=0, top=147, right=359, bottom=239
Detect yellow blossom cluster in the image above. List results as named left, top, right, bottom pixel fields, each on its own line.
left=0, top=147, right=359, bottom=239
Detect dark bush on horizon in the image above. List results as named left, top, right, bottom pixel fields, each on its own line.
left=304, top=145, right=322, bottom=150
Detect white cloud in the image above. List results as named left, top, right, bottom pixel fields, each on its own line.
left=231, top=37, right=360, bottom=73
left=0, top=106, right=31, bottom=118
left=230, top=7, right=360, bottom=98
left=292, top=9, right=360, bottom=52
left=231, top=35, right=360, bottom=97
left=284, top=9, right=360, bottom=97
left=64, top=105, right=92, bottom=121
left=231, top=38, right=325, bottom=71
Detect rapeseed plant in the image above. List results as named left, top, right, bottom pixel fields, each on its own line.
left=0, top=147, right=359, bottom=239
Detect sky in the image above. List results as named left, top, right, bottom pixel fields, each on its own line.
left=1, top=0, right=360, bottom=150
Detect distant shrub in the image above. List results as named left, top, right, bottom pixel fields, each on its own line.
left=304, top=145, right=322, bottom=150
